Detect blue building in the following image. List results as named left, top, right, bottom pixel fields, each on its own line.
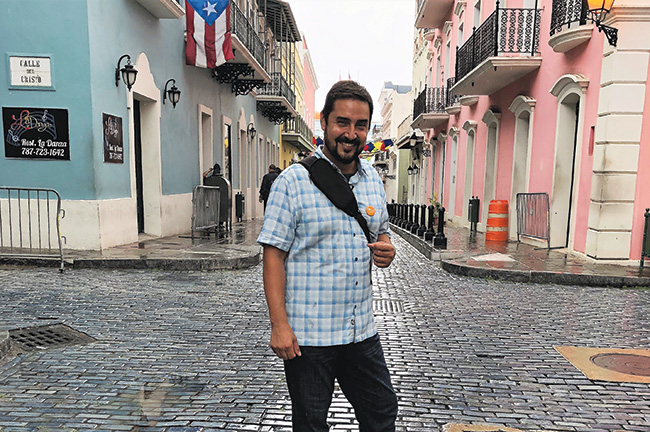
left=0, top=0, right=301, bottom=250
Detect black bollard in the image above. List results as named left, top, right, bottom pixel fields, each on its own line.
left=433, top=207, right=447, bottom=249
left=407, top=203, right=415, bottom=230
left=417, top=204, right=427, bottom=237
left=397, top=204, right=408, bottom=228
left=425, top=205, right=436, bottom=241
left=398, top=204, right=409, bottom=228
left=411, top=204, right=420, bottom=234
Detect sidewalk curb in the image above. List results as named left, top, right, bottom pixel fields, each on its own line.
left=0, top=251, right=262, bottom=271
left=441, top=259, right=650, bottom=287
left=71, top=253, right=262, bottom=271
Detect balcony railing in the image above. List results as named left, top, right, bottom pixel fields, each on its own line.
left=258, top=72, right=296, bottom=108
left=455, top=4, right=542, bottom=82
left=446, top=77, right=459, bottom=106
left=413, top=86, right=447, bottom=119
left=283, top=114, right=313, bottom=144
left=550, top=0, right=588, bottom=36
left=230, top=0, right=266, bottom=70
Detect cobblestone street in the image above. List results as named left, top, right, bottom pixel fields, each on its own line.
left=1, top=235, right=650, bottom=431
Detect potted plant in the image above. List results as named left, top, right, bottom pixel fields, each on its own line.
left=428, top=193, right=443, bottom=227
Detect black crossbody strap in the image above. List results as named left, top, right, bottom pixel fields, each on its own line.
left=299, top=156, right=372, bottom=243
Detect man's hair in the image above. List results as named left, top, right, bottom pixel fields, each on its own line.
left=269, top=164, right=276, bottom=170
left=321, top=80, right=373, bottom=125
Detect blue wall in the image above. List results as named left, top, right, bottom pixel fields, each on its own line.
left=1, top=0, right=280, bottom=200
left=0, top=0, right=95, bottom=198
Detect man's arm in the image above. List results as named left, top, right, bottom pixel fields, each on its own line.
left=262, top=245, right=301, bottom=360
left=368, top=233, right=396, bottom=268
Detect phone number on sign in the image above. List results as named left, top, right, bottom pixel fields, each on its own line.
left=21, top=147, right=66, bottom=157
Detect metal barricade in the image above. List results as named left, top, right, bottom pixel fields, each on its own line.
left=516, top=192, right=550, bottom=249
left=191, top=185, right=221, bottom=237
left=0, top=187, right=65, bottom=271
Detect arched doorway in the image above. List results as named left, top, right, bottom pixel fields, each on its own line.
left=549, top=74, right=588, bottom=249
left=508, top=96, right=536, bottom=239
left=482, top=110, right=500, bottom=230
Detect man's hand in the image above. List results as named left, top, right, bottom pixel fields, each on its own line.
left=368, top=235, right=395, bottom=268
left=270, top=322, right=302, bottom=360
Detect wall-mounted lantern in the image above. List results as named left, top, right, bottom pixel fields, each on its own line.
left=247, top=122, right=257, bottom=142
left=115, top=54, right=138, bottom=91
left=163, top=79, right=182, bottom=108
left=586, top=0, right=618, bottom=46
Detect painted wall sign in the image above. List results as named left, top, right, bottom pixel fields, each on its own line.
left=9, top=56, right=52, bottom=87
left=2, top=107, right=70, bottom=160
left=103, top=113, right=123, bottom=163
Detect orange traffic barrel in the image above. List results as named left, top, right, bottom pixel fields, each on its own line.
left=485, top=200, right=508, bottom=242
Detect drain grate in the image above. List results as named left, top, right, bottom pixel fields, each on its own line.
left=9, top=323, right=96, bottom=351
left=373, top=299, right=404, bottom=313
left=590, top=353, right=650, bottom=377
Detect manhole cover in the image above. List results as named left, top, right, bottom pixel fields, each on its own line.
left=590, top=353, right=650, bottom=377
left=373, top=299, right=404, bottom=313
left=9, top=323, right=96, bottom=351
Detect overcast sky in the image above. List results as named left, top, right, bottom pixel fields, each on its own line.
left=287, top=0, right=416, bottom=125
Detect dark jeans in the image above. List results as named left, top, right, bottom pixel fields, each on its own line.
left=284, top=334, right=397, bottom=432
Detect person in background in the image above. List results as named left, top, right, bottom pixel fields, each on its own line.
left=259, top=164, right=279, bottom=212
left=257, top=80, right=398, bottom=431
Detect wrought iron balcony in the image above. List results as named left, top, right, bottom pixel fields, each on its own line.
left=282, top=114, right=314, bottom=152
left=411, top=86, right=449, bottom=130
left=413, top=87, right=447, bottom=119
left=550, top=0, right=588, bottom=35
left=452, top=3, right=542, bottom=95
left=549, top=0, right=593, bottom=52
left=230, top=0, right=266, bottom=70
left=257, top=72, right=297, bottom=124
left=258, top=73, right=295, bottom=106
left=212, top=0, right=269, bottom=93
left=446, top=77, right=459, bottom=107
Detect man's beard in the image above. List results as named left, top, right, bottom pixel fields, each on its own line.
left=324, top=132, right=363, bottom=165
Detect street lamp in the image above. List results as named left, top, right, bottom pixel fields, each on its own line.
left=247, top=122, right=257, bottom=142
left=115, top=54, right=138, bottom=91
left=586, top=0, right=618, bottom=46
left=163, top=79, right=181, bottom=108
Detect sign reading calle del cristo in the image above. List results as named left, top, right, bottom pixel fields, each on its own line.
left=9, top=56, right=52, bottom=88
left=2, top=107, right=70, bottom=160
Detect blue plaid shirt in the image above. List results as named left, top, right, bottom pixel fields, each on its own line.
left=257, top=149, right=390, bottom=347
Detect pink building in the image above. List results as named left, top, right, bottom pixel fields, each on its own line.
left=299, top=35, right=319, bottom=136
left=411, top=0, right=650, bottom=263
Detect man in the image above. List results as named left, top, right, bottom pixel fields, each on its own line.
left=257, top=81, right=398, bottom=431
left=259, top=164, right=279, bottom=211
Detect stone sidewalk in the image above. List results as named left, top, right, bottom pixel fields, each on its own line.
left=392, top=222, right=650, bottom=288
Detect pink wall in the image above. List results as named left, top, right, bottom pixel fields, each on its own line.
left=426, top=0, right=608, bottom=253
left=302, top=38, right=317, bottom=130
left=630, top=54, right=650, bottom=259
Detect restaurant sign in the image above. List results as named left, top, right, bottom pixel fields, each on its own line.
left=2, top=107, right=70, bottom=160
left=103, top=113, right=123, bottom=163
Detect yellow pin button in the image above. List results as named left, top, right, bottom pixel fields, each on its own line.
left=366, top=206, right=375, bottom=216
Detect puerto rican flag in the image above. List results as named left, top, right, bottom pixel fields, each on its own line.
left=185, top=0, right=234, bottom=68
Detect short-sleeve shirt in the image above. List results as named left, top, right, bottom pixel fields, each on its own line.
left=257, top=148, right=390, bottom=347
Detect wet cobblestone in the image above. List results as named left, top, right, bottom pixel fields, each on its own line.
left=1, top=235, right=650, bottom=431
